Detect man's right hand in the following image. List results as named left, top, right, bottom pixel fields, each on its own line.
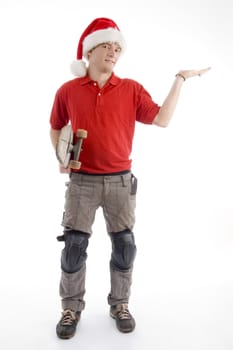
left=59, top=165, right=71, bottom=173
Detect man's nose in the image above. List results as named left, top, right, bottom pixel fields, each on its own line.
left=107, top=46, right=114, bottom=55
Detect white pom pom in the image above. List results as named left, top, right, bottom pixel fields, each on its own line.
left=70, top=60, right=87, bottom=77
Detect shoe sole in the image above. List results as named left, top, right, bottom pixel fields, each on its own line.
left=56, top=334, right=75, bottom=340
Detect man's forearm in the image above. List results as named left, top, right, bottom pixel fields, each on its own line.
left=50, top=128, right=61, bottom=149
left=153, top=75, right=184, bottom=127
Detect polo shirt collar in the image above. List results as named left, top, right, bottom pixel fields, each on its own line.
left=79, top=73, right=121, bottom=86
left=109, top=73, right=121, bottom=85
left=79, top=75, right=92, bottom=85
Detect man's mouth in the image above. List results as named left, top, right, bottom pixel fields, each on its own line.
left=105, top=59, right=115, bottom=64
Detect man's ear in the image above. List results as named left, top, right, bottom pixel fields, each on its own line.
left=87, top=49, right=93, bottom=59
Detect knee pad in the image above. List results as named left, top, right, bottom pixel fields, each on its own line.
left=61, top=230, right=89, bottom=273
left=110, top=230, right=137, bottom=271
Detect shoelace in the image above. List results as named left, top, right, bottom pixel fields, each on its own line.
left=116, top=304, right=131, bottom=320
left=61, top=310, right=76, bottom=326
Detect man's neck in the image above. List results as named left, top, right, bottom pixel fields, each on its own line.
left=87, top=68, right=112, bottom=88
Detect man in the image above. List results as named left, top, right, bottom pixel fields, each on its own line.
left=49, top=17, right=210, bottom=339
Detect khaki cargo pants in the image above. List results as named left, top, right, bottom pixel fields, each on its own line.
left=59, top=171, right=137, bottom=312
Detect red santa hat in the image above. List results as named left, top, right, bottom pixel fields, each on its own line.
left=70, top=17, right=126, bottom=77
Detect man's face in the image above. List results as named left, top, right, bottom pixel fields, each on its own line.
left=88, top=42, right=122, bottom=74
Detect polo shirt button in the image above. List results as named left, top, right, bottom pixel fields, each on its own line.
left=98, top=93, right=101, bottom=96
left=93, top=82, right=97, bottom=86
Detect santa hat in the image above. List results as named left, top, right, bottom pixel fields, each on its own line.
left=70, top=17, right=126, bottom=77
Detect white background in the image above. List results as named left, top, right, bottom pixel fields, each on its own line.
left=0, top=0, right=233, bottom=349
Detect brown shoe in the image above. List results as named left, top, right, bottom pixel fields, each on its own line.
left=56, top=309, right=81, bottom=339
left=110, top=303, right=136, bottom=333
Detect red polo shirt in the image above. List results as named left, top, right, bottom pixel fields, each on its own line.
left=50, top=73, right=160, bottom=174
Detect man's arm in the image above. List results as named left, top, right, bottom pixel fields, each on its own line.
left=50, top=128, right=70, bottom=173
left=153, top=67, right=211, bottom=127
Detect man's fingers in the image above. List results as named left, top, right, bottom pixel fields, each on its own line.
left=198, top=67, right=211, bottom=76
